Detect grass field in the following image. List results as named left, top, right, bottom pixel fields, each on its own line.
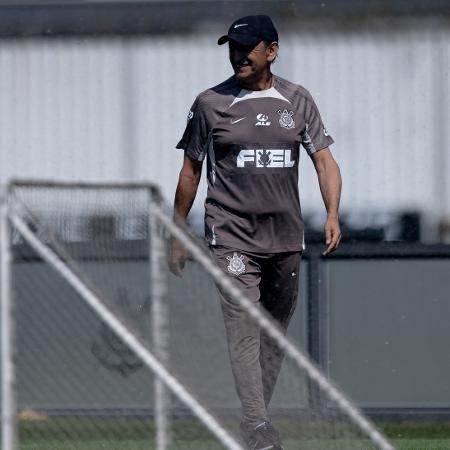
left=19, top=439, right=450, bottom=450
left=17, top=418, right=450, bottom=449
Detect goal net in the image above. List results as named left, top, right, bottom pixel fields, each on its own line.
left=1, top=181, right=395, bottom=450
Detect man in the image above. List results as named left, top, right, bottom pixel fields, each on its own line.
left=169, top=15, right=342, bottom=450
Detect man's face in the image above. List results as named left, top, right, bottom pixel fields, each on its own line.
left=229, top=40, right=277, bottom=85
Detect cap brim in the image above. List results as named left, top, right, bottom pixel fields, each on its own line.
left=217, top=34, right=261, bottom=46
left=217, top=35, right=230, bottom=45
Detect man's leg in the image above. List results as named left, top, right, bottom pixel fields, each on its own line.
left=209, top=246, right=268, bottom=426
left=259, top=252, right=302, bottom=407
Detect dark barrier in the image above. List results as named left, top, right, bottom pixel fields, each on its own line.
left=305, top=242, right=450, bottom=420
left=11, top=239, right=450, bottom=419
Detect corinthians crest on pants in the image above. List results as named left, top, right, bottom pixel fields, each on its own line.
left=226, top=252, right=246, bottom=276
left=278, top=109, right=295, bottom=129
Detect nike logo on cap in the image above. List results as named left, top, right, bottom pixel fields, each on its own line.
left=231, top=117, right=246, bottom=124
left=233, top=23, right=248, bottom=28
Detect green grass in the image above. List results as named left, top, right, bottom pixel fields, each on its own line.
left=16, top=418, right=450, bottom=450
left=19, top=439, right=450, bottom=450
left=394, top=439, right=450, bottom=450
left=380, top=421, right=450, bottom=439
left=21, top=440, right=217, bottom=450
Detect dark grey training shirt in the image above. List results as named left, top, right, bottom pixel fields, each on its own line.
left=177, top=75, right=334, bottom=253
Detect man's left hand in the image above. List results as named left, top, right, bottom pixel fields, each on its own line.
left=323, top=215, right=341, bottom=256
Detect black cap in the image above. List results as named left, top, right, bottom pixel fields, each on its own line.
left=217, top=15, right=278, bottom=46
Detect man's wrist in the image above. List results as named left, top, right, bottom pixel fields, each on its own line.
left=173, top=211, right=188, bottom=227
left=326, top=212, right=340, bottom=220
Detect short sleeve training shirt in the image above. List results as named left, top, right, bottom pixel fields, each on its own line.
left=177, top=75, right=334, bottom=253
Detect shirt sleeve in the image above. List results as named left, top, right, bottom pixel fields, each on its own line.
left=176, top=96, right=211, bottom=162
left=301, top=96, right=334, bottom=156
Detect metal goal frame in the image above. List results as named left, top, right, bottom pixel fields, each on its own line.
left=0, top=180, right=395, bottom=450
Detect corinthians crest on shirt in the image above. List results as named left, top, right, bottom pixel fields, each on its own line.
left=226, top=252, right=246, bottom=276
left=278, top=109, right=295, bottom=129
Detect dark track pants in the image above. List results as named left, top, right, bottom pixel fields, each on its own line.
left=210, top=246, right=302, bottom=426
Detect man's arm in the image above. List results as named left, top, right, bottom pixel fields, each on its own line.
left=168, top=154, right=203, bottom=276
left=310, top=147, right=342, bottom=256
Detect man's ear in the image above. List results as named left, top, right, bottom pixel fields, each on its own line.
left=267, top=42, right=279, bottom=63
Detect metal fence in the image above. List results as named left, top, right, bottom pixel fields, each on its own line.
left=0, top=180, right=400, bottom=450
left=5, top=210, right=450, bottom=420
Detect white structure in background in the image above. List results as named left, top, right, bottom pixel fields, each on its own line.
left=0, top=24, right=448, bottom=238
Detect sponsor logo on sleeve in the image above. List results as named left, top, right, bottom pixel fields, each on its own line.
left=324, top=127, right=330, bottom=137
left=187, top=110, right=194, bottom=122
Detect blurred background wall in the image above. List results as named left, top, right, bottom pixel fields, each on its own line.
left=0, top=0, right=449, bottom=242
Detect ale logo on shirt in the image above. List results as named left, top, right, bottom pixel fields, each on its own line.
left=278, top=109, right=295, bottom=129
left=255, top=114, right=271, bottom=126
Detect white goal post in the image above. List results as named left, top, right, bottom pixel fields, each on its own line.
left=0, top=180, right=396, bottom=450
left=1, top=194, right=16, bottom=450
left=1, top=181, right=243, bottom=450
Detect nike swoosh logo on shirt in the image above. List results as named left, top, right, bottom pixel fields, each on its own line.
left=233, top=23, right=248, bottom=28
left=230, top=117, right=246, bottom=124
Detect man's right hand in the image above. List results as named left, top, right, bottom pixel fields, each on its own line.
left=168, top=238, right=188, bottom=277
